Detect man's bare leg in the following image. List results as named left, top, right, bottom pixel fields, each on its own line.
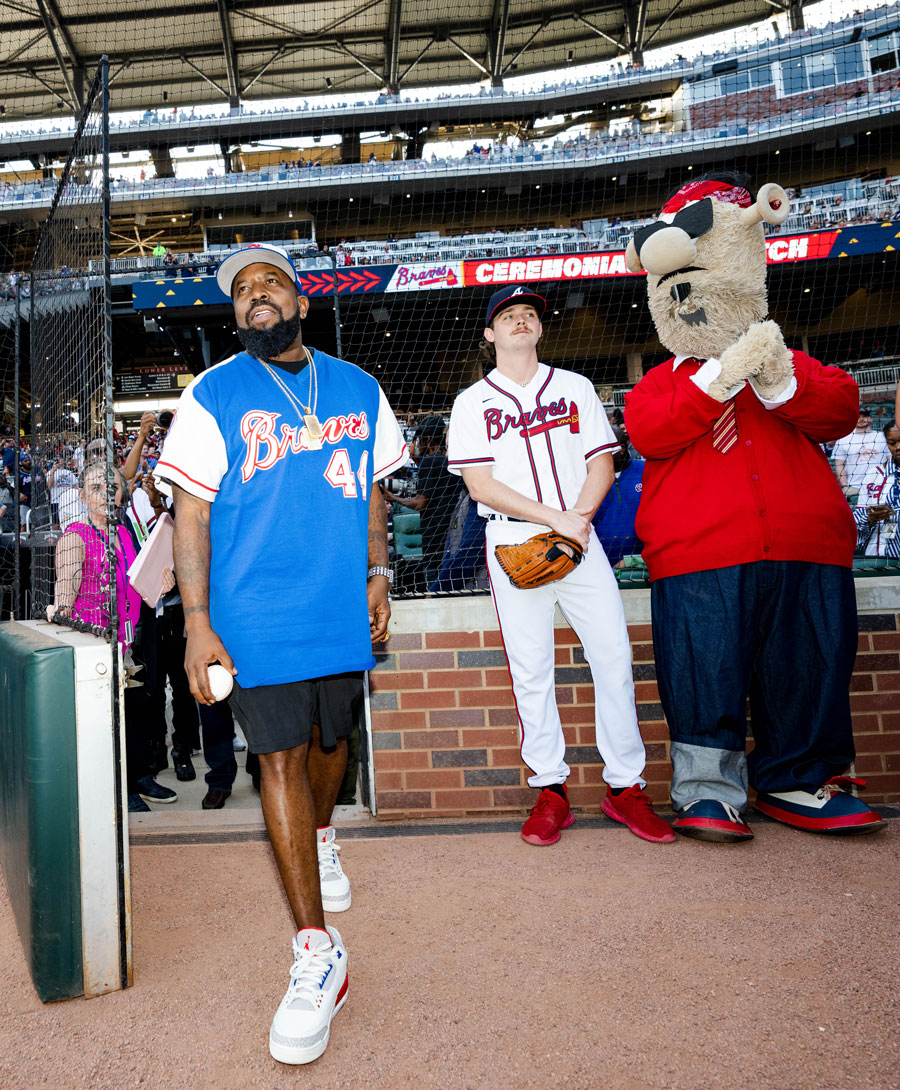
left=258, top=744, right=324, bottom=931
left=307, top=723, right=348, bottom=828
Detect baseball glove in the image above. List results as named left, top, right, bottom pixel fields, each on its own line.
left=494, top=533, right=584, bottom=589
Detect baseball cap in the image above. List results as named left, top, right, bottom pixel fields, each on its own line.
left=415, top=415, right=446, bottom=440
left=216, top=243, right=303, bottom=298
left=859, top=407, right=872, bottom=416
left=485, top=285, right=546, bottom=326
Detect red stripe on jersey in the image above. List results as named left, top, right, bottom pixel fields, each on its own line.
left=483, top=375, right=543, bottom=503
left=155, top=460, right=219, bottom=496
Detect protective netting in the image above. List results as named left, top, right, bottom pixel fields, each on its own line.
left=0, top=2, right=897, bottom=596
left=26, top=60, right=116, bottom=634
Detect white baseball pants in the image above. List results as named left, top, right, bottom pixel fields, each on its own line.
left=486, top=520, right=647, bottom=789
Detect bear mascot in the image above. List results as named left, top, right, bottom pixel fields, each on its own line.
left=623, top=171, right=886, bottom=841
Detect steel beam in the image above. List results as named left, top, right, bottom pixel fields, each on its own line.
left=446, top=36, right=490, bottom=76
left=487, top=0, right=511, bottom=87
left=384, top=0, right=402, bottom=94
left=333, top=40, right=384, bottom=84
left=215, top=0, right=241, bottom=108
left=180, top=54, right=230, bottom=99
left=34, top=0, right=77, bottom=109
left=573, top=12, right=626, bottom=52
left=625, top=0, right=649, bottom=66
left=501, top=19, right=550, bottom=76
left=643, top=0, right=689, bottom=50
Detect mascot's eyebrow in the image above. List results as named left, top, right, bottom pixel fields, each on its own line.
left=632, top=198, right=715, bottom=258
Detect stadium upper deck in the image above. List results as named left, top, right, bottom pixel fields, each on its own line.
left=0, top=5, right=898, bottom=269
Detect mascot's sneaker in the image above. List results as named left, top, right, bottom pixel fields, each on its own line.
left=601, top=785, right=676, bottom=843
left=754, top=778, right=887, bottom=835
left=317, top=825, right=351, bottom=912
left=521, top=785, right=575, bottom=846
left=269, top=926, right=348, bottom=1065
left=673, top=799, right=754, bottom=843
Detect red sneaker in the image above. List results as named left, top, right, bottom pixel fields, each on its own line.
left=601, top=784, right=676, bottom=843
left=521, top=786, right=575, bottom=846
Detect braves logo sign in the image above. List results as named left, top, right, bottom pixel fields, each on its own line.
left=484, top=399, right=579, bottom=441
left=240, top=410, right=369, bottom=482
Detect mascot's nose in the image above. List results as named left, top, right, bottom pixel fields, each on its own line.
left=670, top=282, right=691, bottom=303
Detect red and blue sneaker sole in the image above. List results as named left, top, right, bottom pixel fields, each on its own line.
left=754, top=791, right=887, bottom=835
left=673, top=799, right=754, bottom=843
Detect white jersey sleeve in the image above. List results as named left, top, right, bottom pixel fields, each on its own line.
left=578, top=378, right=620, bottom=462
left=153, top=377, right=228, bottom=501
left=372, top=384, right=408, bottom=481
left=447, top=385, right=493, bottom=477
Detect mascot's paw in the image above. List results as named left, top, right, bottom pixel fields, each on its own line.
left=745, top=320, right=794, bottom=400
left=706, top=320, right=790, bottom=402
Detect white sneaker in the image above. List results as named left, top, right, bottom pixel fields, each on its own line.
left=317, top=825, right=351, bottom=912
left=269, top=926, right=348, bottom=1065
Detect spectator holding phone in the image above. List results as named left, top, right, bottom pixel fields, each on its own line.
left=854, top=420, right=900, bottom=559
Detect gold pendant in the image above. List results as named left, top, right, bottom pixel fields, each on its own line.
left=305, top=413, right=323, bottom=450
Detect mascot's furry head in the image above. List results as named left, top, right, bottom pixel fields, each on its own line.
left=626, top=171, right=790, bottom=360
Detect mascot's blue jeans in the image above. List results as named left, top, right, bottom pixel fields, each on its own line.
left=651, top=561, right=857, bottom=814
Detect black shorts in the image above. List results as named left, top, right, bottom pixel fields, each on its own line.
left=229, top=671, right=364, bottom=755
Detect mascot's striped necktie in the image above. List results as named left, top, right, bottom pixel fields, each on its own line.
left=712, top=402, right=738, bottom=454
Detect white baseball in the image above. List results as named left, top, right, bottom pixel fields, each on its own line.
left=207, top=663, right=234, bottom=702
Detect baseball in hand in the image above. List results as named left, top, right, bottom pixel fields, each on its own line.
left=207, top=663, right=234, bottom=702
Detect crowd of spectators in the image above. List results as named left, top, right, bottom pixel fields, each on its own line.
left=4, top=70, right=897, bottom=213
left=1, top=0, right=895, bottom=149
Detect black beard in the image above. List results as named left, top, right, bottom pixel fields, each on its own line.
left=237, top=308, right=302, bottom=360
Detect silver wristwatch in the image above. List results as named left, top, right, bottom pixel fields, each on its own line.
left=367, top=565, right=394, bottom=586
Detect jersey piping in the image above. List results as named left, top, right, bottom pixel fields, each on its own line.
left=482, top=374, right=543, bottom=502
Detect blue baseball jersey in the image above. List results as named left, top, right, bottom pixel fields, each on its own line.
left=155, top=349, right=407, bottom=687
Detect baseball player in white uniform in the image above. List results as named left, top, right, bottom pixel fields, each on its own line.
left=448, top=285, right=674, bottom=846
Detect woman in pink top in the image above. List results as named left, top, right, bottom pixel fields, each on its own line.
left=50, top=460, right=177, bottom=812
left=51, top=460, right=142, bottom=646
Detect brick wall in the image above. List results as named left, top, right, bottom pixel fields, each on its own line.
left=369, top=588, right=900, bottom=819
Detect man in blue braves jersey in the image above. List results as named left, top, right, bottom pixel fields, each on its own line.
left=154, top=243, right=406, bottom=1067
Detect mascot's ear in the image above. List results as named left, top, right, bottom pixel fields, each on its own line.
left=625, top=239, right=643, bottom=273
left=739, top=183, right=791, bottom=226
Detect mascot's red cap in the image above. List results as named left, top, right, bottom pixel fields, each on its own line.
left=661, top=179, right=752, bottom=215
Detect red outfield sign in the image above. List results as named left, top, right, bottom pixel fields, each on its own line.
left=464, top=252, right=638, bottom=286
left=463, top=232, right=842, bottom=287
left=764, top=231, right=838, bottom=262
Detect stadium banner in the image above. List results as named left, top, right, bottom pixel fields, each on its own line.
left=131, top=225, right=900, bottom=311
left=384, top=261, right=462, bottom=292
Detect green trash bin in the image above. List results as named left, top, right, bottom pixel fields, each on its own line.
left=0, top=620, right=131, bottom=1001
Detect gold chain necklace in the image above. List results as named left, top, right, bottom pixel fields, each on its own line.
left=261, top=346, right=325, bottom=449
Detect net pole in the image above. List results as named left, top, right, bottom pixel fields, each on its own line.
left=101, top=54, right=117, bottom=649
left=329, top=251, right=343, bottom=359
left=12, top=277, right=21, bottom=620
left=99, top=54, right=128, bottom=991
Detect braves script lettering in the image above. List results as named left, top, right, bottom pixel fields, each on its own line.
left=241, top=410, right=369, bottom=482
left=484, top=398, right=577, bottom=441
